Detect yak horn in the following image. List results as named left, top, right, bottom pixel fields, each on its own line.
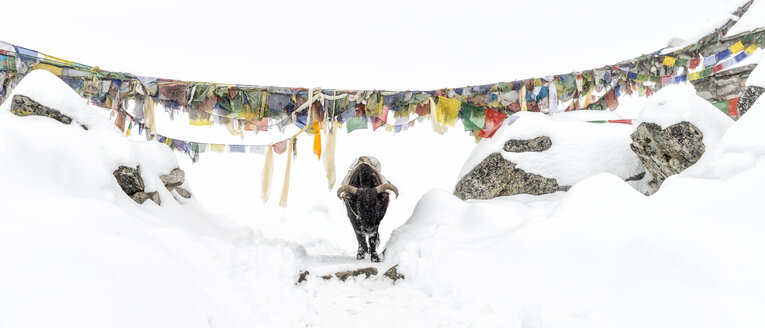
left=376, top=183, right=399, bottom=199
left=337, top=185, right=358, bottom=199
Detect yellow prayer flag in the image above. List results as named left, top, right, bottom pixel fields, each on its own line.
left=662, top=56, right=676, bottom=67
left=745, top=44, right=759, bottom=55
left=32, top=63, right=63, bottom=76
left=43, top=54, right=73, bottom=67
left=210, top=144, right=226, bottom=153
left=189, top=118, right=212, bottom=126
left=688, top=72, right=701, bottom=81
left=729, top=41, right=745, bottom=54
left=436, top=96, right=461, bottom=126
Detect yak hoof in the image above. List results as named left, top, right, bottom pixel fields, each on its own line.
left=370, top=253, right=380, bottom=263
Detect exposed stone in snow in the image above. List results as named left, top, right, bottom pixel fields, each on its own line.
left=113, top=166, right=145, bottom=196
left=383, top=265, right=405, bottom=282
left=630, top=122, right=705, bottom=194
left=737, top=85, right=765, bottom=117
left=503, top=136, right=551, bottom=152
left=10, top=94, right=80, bottom=127
left=160, top=168, right=185, bottom=191
left=454, top=153, right=566, bottom=200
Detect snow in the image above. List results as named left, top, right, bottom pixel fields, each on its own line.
left=635, top=84, right=734, bottom=150
left=458, top=111, right=644, bottom=185
left=4, top=2, right=765, bottom=326
left=745, top=54, right=765, bottom=87
left=726, top=0, right=765, bottom=37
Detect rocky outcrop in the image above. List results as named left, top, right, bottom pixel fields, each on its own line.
left=297, top=265, right=403, bottom=283
left=503, top=136, right=551, bottom=152
left=454, top=153, right=567, bottom=200
left=629, top=122, right=705, bottom=195
left=737, top=85, right=765, bottom=117
left=10, top=94, right=87, bottom=129
left=113, top=166, right=145, bottom=196
left=113, top=166, right=192, bottom=205
left=383, top=265, right=405, bottom=282
left=160, top=168, right=185, bottom=191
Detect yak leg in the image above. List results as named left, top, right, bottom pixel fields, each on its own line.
left=355, top=232, right=368, bottom=260
left=368, top=233, right=380, bottom=262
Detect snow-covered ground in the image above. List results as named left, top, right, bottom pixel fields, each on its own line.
left=3, top=0, right=765, bottom=326
left=4, top=62, right=765, bottom=328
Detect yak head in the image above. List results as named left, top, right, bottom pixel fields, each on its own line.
left=337, top=163, right=398, bottom=235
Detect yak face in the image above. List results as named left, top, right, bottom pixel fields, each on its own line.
left=350, top=188, right=390, bottom=235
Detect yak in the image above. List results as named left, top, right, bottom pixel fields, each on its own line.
left=337, top=156, right=398, bottom=262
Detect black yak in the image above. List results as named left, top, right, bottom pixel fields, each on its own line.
left=337, top=156, right=398, bottom=262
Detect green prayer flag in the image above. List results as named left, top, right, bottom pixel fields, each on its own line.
left=346, top=116, right=368, bottom=133
left=460, top=102, right=486, bottom=131
left=713, top=101, right=729, bottom=114
left=675, top=58, right=689, bottom=66
left=191, top=142, right=208, bottom=153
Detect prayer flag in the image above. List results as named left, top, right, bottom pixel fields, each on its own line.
left=627, top=72, right=638, bottom=80
left=712, top=63, right=723, bottom=73
left=460, top=103, right=486, bottom=131
left=345, top=116, right=367, bottom=133
left=729, top=98, right=739, bottom=116
left=435, top=96, right=461, bottom=126
left=660, top=76, right=672, bottom=85
left=674, top=75, right=687, bottom=83
left=273, top=139, right=289, bottom=155
left=713, top=101, right=728, bottom=114
left=734, top=52, right=747, bottom=62
left=717, top=49, right=731, bottom=61
left=229, top=145, right=246, bottom=153
left=477, top=109, right=507, bottom=138
left=690, top=58, right=701, bottom=69
left=675, top=58, right=688, bottom=67
left=211, top=144, right=226, bottom=153
left=191, top=142, right=208, bottom=153
left=745, top=44, right=758, bottom=55
left=704, top=55, right=716, bottom=67
left=729, top=41, right=745, bottom=54
left=637, top=74, right=648, bottom=82
left=604, top=89, right=618, bottom=110
left=688, top=72, right=701, bottom=81
left=663, top=56, right=676, bottom=67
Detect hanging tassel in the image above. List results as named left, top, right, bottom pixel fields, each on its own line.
left=125, top=121, right=132, bottom=137
left=312, top=119, right=322, bottom=159
left=323, top=120, right=338, bottom=190
left=279, top=139, right=294, bottom=207
left=144, top=94, right=157, bottom=138
left=261, top=145, right=274, bottom=203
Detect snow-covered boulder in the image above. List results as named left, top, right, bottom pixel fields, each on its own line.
left=454, top=111, right=645, bottom=200
left=0, top=69, right=193, bottom=205
left=629, top=84, right=734, bottom=194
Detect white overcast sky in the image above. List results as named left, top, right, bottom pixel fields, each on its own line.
left=2, top=0, right=748, bottom=91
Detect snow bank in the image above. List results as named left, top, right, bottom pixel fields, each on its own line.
left=725, top=0, right=765, bottom=37
left=0, top=70, right=315, bottom=328
left=635, top=84, right=734, bottom=151
left=386, top=82, right=765, bottom=327
left=458, top=111, right=644, bottom=186
left=745, top=56, right=765, bottom=87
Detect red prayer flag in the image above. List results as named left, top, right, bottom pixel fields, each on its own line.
left=690, top=58, right=701, bottom=69
left=607, top=119, right=634, bottom=125
left=729, top=98, right=739, bottom=116
left=415, top=101, right=431, bottom=116
left=478, top=109, right=508, bottom=138
left=604, top=89, right=619, bottom=111
left=646, top=87, right=653, bottom=97
left=712, top=63, right=724, bottom=73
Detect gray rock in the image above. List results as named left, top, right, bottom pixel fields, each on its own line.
left=175, top=187, right=192, bottom=199
left=10, top=94, right=84, bottom=128
left=629, top=122, right=705, bottom=195
left=454, top=153, right=567, bottom=200
left=113, top=166, right=145, bottom=196
left=131, top=191, right=160, bottom=205
left=737, top=85, right=765, bottom=117
left=160, top=168, right=185, bottom=190
left=383, top=265, right=405, bottom=282
left=334, top=267, right=378, bottom=281
left=504, top=136, right=552, bottom=152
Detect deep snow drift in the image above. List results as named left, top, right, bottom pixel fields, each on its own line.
left=4, top=69, right=765, bottom=328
